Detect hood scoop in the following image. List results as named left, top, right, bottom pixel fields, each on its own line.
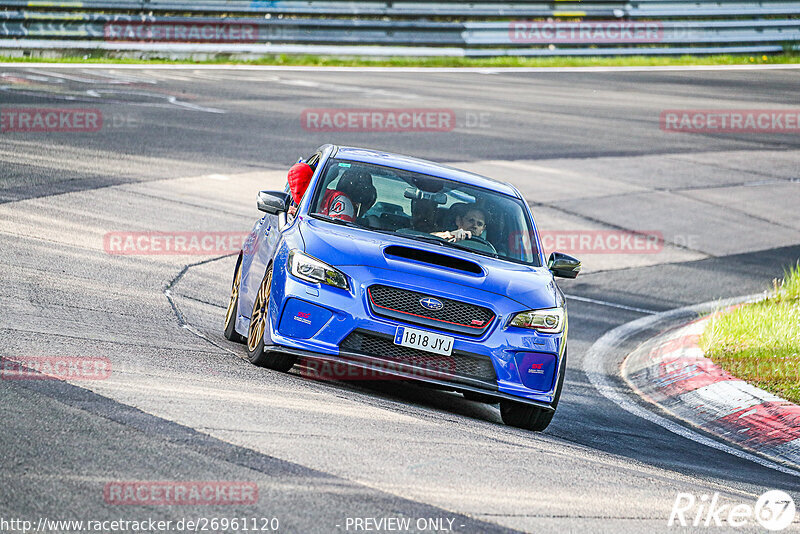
left=383, top=245, right=483, bottom=275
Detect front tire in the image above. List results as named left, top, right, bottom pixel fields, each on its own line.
left=500, top=400, right=555, bottom=432
left=223, top=257, right=246, bottom=343
left=246, top=265, right=296, bottom=372
left=500, top=349, right=567, bottom=432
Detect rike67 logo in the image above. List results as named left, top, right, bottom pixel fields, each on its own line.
left=669, top=490, right=796, bottom=531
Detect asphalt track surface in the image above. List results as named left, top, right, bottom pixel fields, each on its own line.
left=1, top=65, right=799, bottom=533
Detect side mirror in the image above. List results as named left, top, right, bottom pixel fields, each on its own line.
left=257, top=191, right=291, bottom=215
left=548, top=252, right=581, bottom=279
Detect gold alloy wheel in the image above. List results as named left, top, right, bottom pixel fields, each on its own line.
left=224, top=262, right=241, bottom=331
left=247, top=268, right=272, bottom=353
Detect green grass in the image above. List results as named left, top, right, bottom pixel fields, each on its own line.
left=1, top=52, right=799, bottom=67
left=700, top=263, right=800, bottom=404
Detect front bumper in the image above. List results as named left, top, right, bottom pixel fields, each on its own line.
left=264, top=264, right=565, bottom=406
left=272, top=346, right=555, bottom=412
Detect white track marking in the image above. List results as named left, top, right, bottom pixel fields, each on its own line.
left=583, top=293, right=800, bottom=477
left=80, top=69, right=158, bottom=84
left=1, top=63, right=799, bottom=73
left=25, top=69, right=122, bottom=84
left=565, top=294, right=658, bottom=315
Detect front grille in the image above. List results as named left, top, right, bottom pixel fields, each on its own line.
left=340, top=330, right=497, bottom=384
left=368, top=285, right=494, bottom=336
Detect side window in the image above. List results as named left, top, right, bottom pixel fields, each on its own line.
left=306, top=152, right=321, bottom=169
left=285, top=152, right=321, bottom=221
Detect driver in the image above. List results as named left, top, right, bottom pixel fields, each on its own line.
left=433, top=206, right=487, bottom=243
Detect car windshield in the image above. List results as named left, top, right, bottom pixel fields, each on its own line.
left=309, top=158, right=541, bottom=266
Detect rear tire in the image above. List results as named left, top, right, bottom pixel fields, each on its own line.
left=500, top=349, right=567, bottom=432
left=223, top=257, right=246, bottom=343
left=246, top=265, right=296, bottom=372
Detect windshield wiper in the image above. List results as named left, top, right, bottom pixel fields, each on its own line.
left=403, top=233, right=500, bottom=259
left=441, top=240, right=500, bottom=259
left=402, top=234, right=449, bottom=248
left=311, top=213, right=361, bottom=228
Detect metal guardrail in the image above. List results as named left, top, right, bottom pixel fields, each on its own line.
left=1, top=39, right=793, bottom=57
left=1, top=1, right=799, bottom=56
left=627, top=1, right=800, bottom=17
left=4, top=0, right=800, bottom=17
left=2, top=16, right=800, bottom=47
left=2, top=1, right=619, bottom=17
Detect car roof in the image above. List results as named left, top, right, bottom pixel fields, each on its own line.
left=330, top=146, right=521, bottom=199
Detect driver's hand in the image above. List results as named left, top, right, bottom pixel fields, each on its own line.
left=450, top=229, right=472, bottom=242
left=432, top=230, right=472, bottom=242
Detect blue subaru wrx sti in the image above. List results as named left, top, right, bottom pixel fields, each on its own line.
left=224, top=145, right=581, bottom=431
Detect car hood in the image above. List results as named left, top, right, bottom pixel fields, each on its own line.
left=298, top=217, right=560, bottom=310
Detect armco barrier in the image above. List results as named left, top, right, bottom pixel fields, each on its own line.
left=0, top=1, right=624, bottom=16
left=0, top=1, right=799, bottom=56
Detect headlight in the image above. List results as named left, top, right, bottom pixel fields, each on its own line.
left=288, top=250, right=349, bottom=290
left=509, top=307, right=565, bottom=333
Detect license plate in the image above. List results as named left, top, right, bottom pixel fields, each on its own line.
left=394, top=326, right=454, bottom=356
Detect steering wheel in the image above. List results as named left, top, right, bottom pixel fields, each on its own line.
left=463, top=235, right=497, bottom=254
